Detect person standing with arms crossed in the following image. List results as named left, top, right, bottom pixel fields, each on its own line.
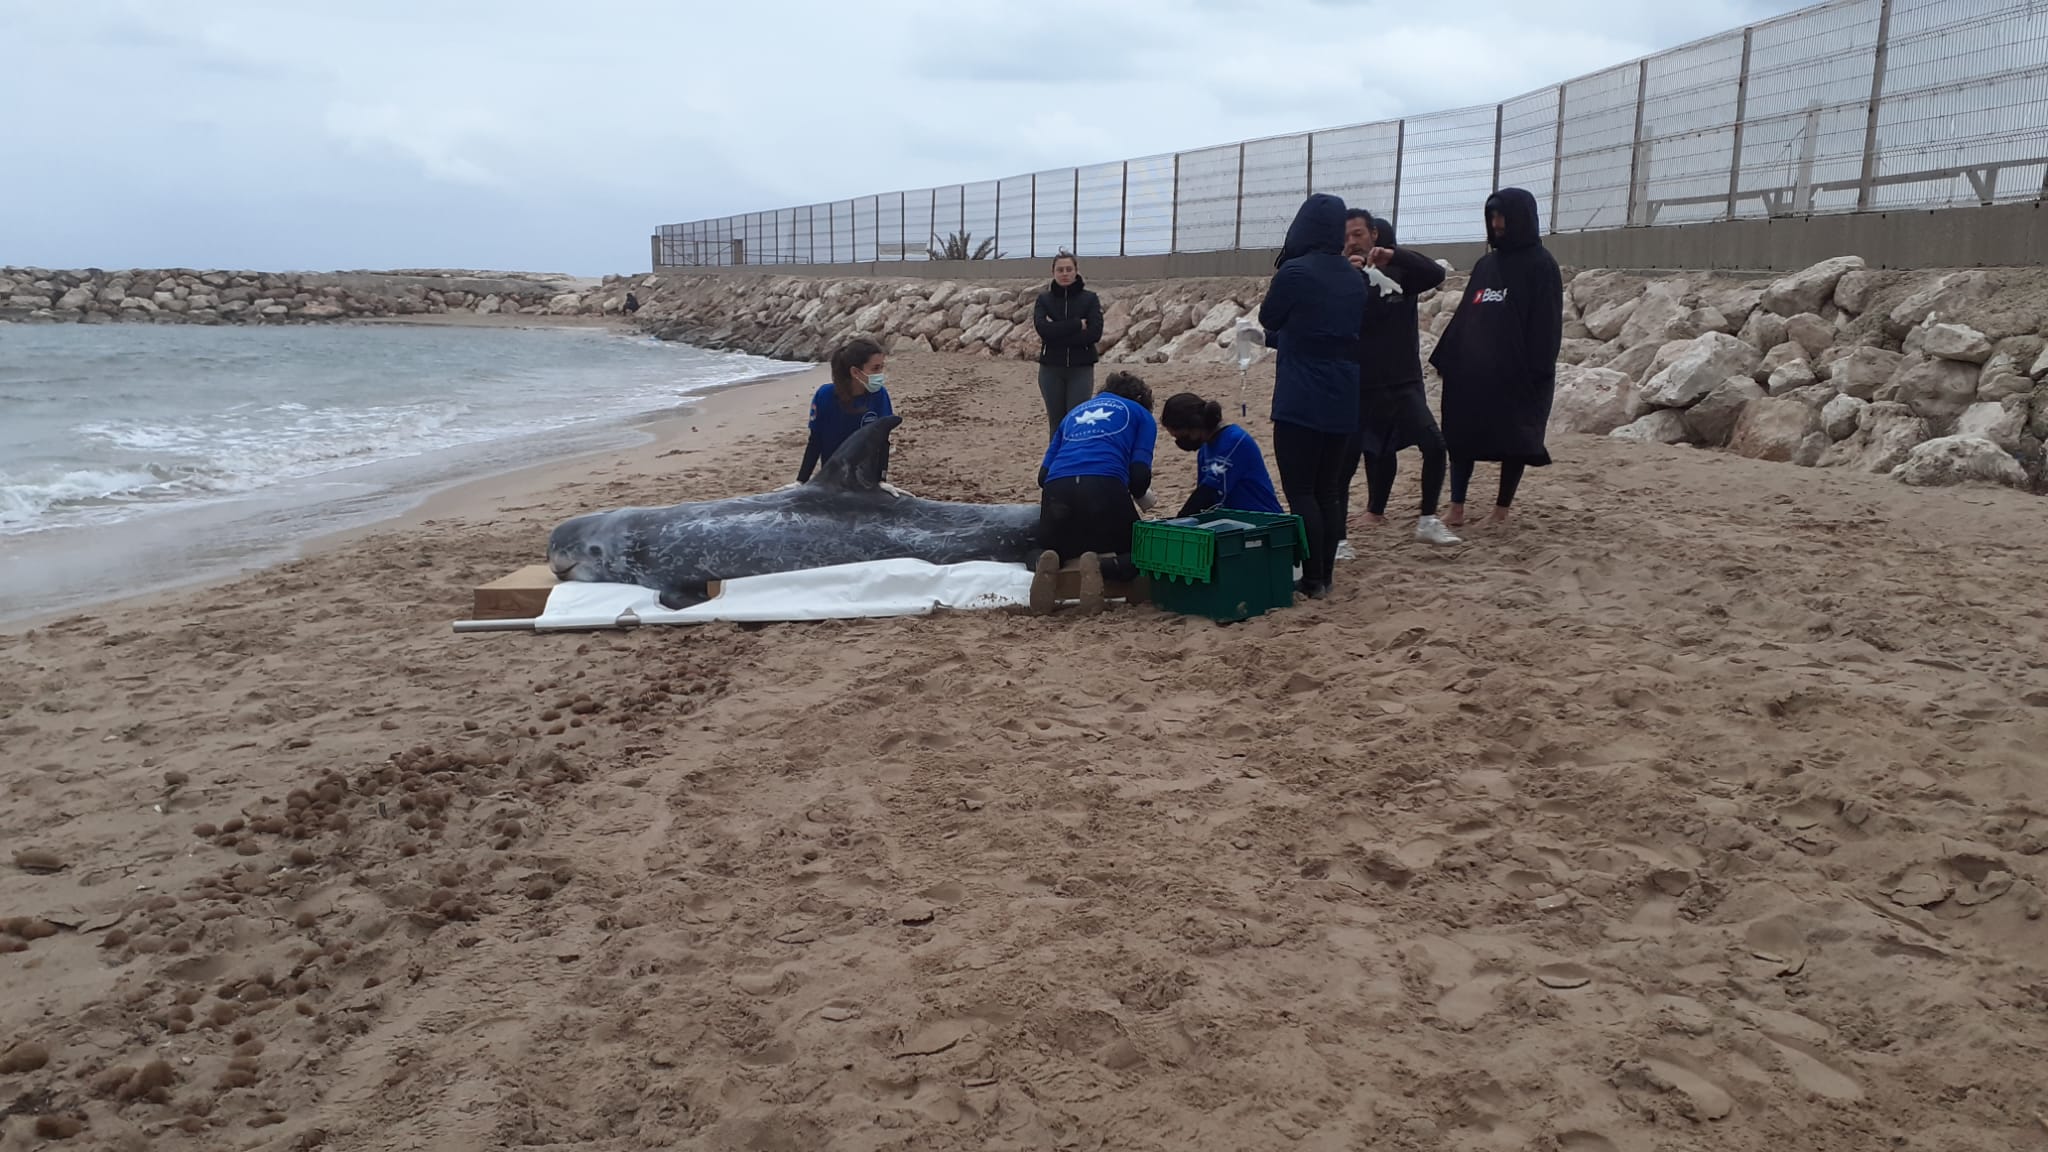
left=1427, top=187, right=1563, bottom=527
left=1257, top=193, right=1366, bottom=599
left=1033, top=252, right=1104, bottom=437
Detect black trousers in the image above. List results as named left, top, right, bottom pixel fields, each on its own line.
left=1038, top=475, right=1138, bottom=579
left=1272, top=419, right=1350, bottom=588
left=1449, top=459, right=1527, bottom=508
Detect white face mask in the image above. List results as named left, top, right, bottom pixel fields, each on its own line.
left=863, top=372, right=886, bottom=393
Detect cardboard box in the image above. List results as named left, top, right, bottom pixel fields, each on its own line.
left=471, top=564, right=558, bottom=620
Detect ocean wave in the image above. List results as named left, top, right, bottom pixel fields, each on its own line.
left=0, top=463, right=235, bottom=531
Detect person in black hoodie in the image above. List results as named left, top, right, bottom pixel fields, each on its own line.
left=1427, top=187, right=1563, bottom=527
left=1334, top=212, right=1459, bottom=549
left=1033, top=252, right=1104, bottom=437
left=1256, top=193, right=1366, bottom=599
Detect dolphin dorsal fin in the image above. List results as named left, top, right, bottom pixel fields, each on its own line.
left=813, top=414, right=900, bottom=492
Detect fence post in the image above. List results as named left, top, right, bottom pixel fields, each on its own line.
left=1170, top=154, right=1181, bottom=253
left=1727, top=28, right=1754, bottom=221
left=996, top=181, right=1004, bottom=261
left=1491, top=103, right=1504, bottom=191
left=899, top=195, right=906, bottom=261
left=929, top=189, right=937, bottom=258
left=1118, top=161, right=1129, bottom=257
left=828, top=202, right=837, bottom=264
left=1030, top=174, right=1037, bottom=258
left=1305, top=133, right=1315, bottom=195
left=1549, top=86, right=1565, bottom=233
left=1232, top=142, right=1247, bottom=250
left=1072, top=168, right=1080, bottom=255
left=1794, top=101, right=1822, bottom=214
left=1857, top=0, right=1895, bottom=212
left=1625, top=62, right=1650, bottom=227
left=1391, top=120, right=1405, bottom=223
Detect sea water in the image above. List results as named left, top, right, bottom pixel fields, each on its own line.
left=0, top=322, right=807, bottom=622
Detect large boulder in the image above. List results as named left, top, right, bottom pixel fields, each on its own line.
left=1685, top=376, right=1766, bottom=446
left=1832, top=347, right=1905, bottom=400
left=1978, top=355, right=2034, bottom=402
left=1619, top=281, right=1690, bottom=348
left=1738, top=309, right=1789, bottom=357
left=1767, top=359, right=1819, bottom=396
left=1822, top=394, right=1868, bottom=441
left=1918, top=322, right=1993, bottom=364
left=1892, top=435, right=2028, bottom=488
left=1583, top=298, right=1638, bottom=342
left=1610, top=338, right=1682, bottom=383
left=1834, top=269, right=1881, bottom=314
left=1729, top=397, right=1828, bottom=465
left=1762, top=256, right=1865, bottom=317
left=1953, top=399, right=2030, bottom=453
left=1099, top=298, right=1133, bottom=349
left=1550, top=366, right=1637, bottom=435
left=1886, top=271, right=1993, bottom=338
left=1784, top=313, right=1834, bottom=360
left=1640, top=332, right=1761, bottom=409
left=1760, top=340, right=1808, bottom=380
left=1609, top=410, right=1693, bottom=445
left=1701, top=283, right=1765, bottom=330
left=1194, top=301, right=1241, bottom=335
left=1822, top=402, right=1929, bottom=472
left=1886, top=354, right=1980, bottom=426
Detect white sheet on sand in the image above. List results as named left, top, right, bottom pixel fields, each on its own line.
left=533, top=558, right=1035, bottom=629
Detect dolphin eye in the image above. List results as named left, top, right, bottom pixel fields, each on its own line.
left=587, top=544, right=604, bottom=556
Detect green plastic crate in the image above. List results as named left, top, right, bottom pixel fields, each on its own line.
left=1131, top=508, right=1306, bottom=623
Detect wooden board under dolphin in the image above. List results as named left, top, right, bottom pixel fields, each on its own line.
left=546, top=416, right=1042, bottom=608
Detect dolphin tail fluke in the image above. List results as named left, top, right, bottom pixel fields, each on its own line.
left=813, top=415, right=901, bottom=492
left=657, top=581, right=712, bottom=611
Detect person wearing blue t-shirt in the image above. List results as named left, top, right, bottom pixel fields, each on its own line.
left=1160, top=392, right=1283, bottom=518
left=1028, top=371, right=1157, bottom=612
left=798, top=338, right=893, bottom=483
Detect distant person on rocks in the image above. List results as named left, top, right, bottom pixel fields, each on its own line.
left=1159, top=392, right=1283, bottom=517
left=624, top=291, right=640, bottom=315
left=798, top=338, right=892, bottom=484
left=1333, top=211, right=1458, bottom=551
left=1257, top=193, right=1366, bottom=599
left=1033, top=252, right=1104, bottom=438
left=1427, top=187, right=1562, bottom=527
left=1029, top=370, right=1157, bottom=613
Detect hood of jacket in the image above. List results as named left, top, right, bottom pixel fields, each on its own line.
left=1485, top=187, right=1542, bottom=250
left=1371, top=216, right=1398, bottom=248
left=1048, top=274, right=1088, bottom=297
left=1276, top=193, right=1349, bottom=266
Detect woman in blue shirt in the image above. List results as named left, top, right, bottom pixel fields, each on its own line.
left=1160, top=392, right=1283, bottom=517
left=798, top=338, right=893, bottom=483
left=1033, top=371, right=1157, bottom=595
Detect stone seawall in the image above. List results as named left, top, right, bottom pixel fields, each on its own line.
left=584, top=262, right=2048, bottom=493
left=0, top=267, right=597, bottom=325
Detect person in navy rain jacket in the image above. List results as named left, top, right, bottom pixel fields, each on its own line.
left=1159, top=392, right=1283, bottom=517
left=798, top=337, right=893, bottom=484
left=1256, top=193, right=1366, bottom=599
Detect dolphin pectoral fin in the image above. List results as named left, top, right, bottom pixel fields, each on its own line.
left=813, top=415, right=901, bottom=492
left=656, top=582, right=711, bottom=611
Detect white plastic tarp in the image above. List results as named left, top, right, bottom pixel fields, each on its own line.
left=533, top=558, right=1035, bottom=629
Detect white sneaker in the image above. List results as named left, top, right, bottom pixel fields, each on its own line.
left=1416, top=516, right=1461, bottom=546
left=1334, top=539, right=1356, bottom=562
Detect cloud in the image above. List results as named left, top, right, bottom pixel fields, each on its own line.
left=0, top=0, right=1820, bottom=274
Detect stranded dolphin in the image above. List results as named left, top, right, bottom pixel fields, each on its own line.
left=546, top=416, right=1042, bottom=608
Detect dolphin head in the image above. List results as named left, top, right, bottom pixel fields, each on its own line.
left=547, top=511, right=617, bottom=581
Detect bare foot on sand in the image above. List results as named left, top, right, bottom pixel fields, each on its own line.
left=1363, top=512, right=1386, bottom=526
left=1445, top=503, right=1466, bottom=528
left=1489, top=505, right=1513, bottom=524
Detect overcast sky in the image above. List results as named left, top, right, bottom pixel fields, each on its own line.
left=2, top=0, right=1815, bottom=276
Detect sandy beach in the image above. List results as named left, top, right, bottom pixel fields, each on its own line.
left=4, top=348, right=2047, bottom=1152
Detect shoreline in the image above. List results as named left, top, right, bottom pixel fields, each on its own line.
left=1, top=360, right=824, bottom=634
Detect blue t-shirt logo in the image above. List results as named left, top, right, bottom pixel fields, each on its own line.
left=1066, top=402, right=1128, bottom=438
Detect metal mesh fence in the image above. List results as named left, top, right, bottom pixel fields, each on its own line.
left=656, top=0, right=2048, bottom=265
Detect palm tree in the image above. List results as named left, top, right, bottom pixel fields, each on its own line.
left=927, top=230, right=1002, bottom=261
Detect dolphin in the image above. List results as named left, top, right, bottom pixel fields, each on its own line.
left=546, top=415, right=1043, bottom=609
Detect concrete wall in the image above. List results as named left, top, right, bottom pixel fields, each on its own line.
left=655, top=200, right=2048, bottom=280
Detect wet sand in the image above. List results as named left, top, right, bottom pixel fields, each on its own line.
left=3, top=350, right=2046, bottom=1152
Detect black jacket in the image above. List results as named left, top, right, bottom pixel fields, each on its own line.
left=1257, top=194, right=1366, bottom=435
left=1427, top=187, right=1563, bottom=465
left=1033, top=277, right=1103, bottom=368
left=1357, top=216, right=1445, bottom=398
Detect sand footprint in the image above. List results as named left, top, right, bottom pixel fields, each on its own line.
left=1763, top=1033, right=1863, bottom=1102
left=1557, top=1133, right=1619, bottom=1152
left=1436, top=972, right=1511, bottom=1030
left=1640, top=1050, right=1735, bottom=1121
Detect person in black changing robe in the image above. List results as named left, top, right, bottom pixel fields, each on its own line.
left=1426, top=187, right=1563, bottom=527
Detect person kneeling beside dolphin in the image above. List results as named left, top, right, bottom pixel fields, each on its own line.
left=1029, top=371, right=1157, bottom=613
